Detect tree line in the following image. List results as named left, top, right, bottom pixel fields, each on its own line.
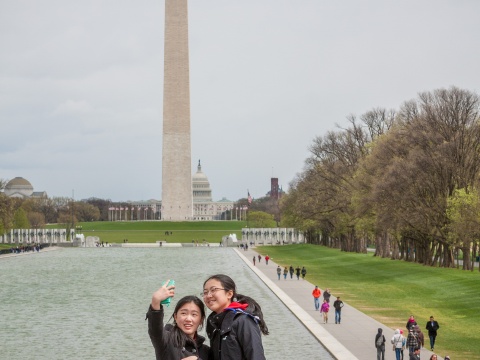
left=281, top=87, right=480, bottom=271
left=0, top=193, right=114, bottom=234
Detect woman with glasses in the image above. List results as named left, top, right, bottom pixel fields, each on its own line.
left=202, top=274, right=269, bottom=360
left=146, top=280, right=209, bottom=360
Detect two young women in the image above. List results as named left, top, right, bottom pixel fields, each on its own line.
left=146, top=274, right=268, bottom=360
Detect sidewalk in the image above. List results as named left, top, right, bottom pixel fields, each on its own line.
left=0, top=246, right=59, bottom=259
left=235, top=247, right=442, bottom=360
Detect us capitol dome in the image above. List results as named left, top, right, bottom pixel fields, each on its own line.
left=192, top=161, right=233, bottom=220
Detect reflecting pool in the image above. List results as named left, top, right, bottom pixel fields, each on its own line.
left=0, top=247, right=333, bottom=359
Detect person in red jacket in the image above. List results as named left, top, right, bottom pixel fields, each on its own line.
left=265, top=255, right=270, bottom=265
left=312, top=286, right=321, bottom=311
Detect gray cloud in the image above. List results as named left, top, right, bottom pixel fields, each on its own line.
left=1, top=0, right=479, bottom=202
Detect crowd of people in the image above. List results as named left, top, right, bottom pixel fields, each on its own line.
left=9, top=243, right=44, bottom=253
left=375, top=314, right=445, bottom=360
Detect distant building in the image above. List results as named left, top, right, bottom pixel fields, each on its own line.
left=269, top=177, right=283, bottom=199
left=108, top=161, right=233, bottom=221
left=3, top=177, right=47, bottom=199
left=192, top=161, right=233, bottom=220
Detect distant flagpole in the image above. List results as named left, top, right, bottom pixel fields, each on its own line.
left=247, top=189, right=252, bottom=207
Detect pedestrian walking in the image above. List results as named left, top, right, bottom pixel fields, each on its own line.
left=406, top=329, right=418, bottom=355
left=295, top=266, right=301, bottom=280
left=289, top=265, right=294, bottom=279
left=400, top=330, right=406, bottom=360
left=425, top=316, right=440, bottom=351
left=391, top=329, right=405, bottom=360
left=323, top=288, right=331, bottom=303
left=312, top=286, right=321, bottom=311
left=413, top=325, right=424, bottom=349
left=406, top=315, right=417, bottom=332
left=283, top=266, right=288, bottom=280
left=252, top=256, right=256, bottom=266
left=320, top=299, right=330, bottom=323
left=375, top=328, right=386, bottom=360
left=265, top=255, right=270, bottom=265
left=258, top=254, right=262, bottom=263
left=276, top=266, right=281, bottom=280
left=301, top=266, right=306, bottom=279
left=409, top=347, right=420, bottom=360
left=333, top=296, right=344, bottom=324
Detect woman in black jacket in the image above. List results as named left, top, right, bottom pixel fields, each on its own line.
left=202, top=274, right=269, bottom=360
left=146, top=280, right=209, bottom=360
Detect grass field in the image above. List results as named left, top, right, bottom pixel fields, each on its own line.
left=1, top=221, right=247, bottom=249
left=54, top=220, right=247, bottom=244
left=256, top=244, right=480, bottom=360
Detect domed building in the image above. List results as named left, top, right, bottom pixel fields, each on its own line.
left=192, top=160, right=213, bottom=202
left=192, top=161, right=233, bottom=220
left=3, top=177, right=47, bottom=198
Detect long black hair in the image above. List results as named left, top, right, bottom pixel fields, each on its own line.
left=203, top=274, right=269, bottom=335
left=168, top=295, right=206, bottom=348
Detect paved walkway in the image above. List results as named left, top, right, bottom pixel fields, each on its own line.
left=235, top=247, right=443, bottom=360
left=0, top=246, right=59, bottom=259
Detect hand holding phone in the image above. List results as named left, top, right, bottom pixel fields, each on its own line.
left=160, top=279, right=175, bottom=307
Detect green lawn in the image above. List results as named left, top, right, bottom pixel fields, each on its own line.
left=48, top=220, right=247, bottom=244
left=256, top=244, right=480, bottom=360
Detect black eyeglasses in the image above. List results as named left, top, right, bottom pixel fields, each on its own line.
left=201, top=287, right=226, bottom=297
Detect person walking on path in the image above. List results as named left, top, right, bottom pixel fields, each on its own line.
left=399, top=329, right=406, bottom=360
left=333, top=296, right=344, bottom=324
left=252, top=256, right=256, bottom=266
left=406, top=329, right=419, bottom=355
left=301, top=266, right=307, bottom=279
left=409, top=347, right=420, bottom=360
left=375, top=328, right=386, bottom=360
left=258, top=254, right=262, bottom=263
left=265, top=255, right=270, bottom=265
left=320, top=299, right=330, bottom=324
left=312, top=286, right=321, bottom=311
left=391, top=329, right=405, bottom=360
left=323, top=288, right=331, bottom=303
left=276, top=266, right=281, bottom=280
left=283, top=266, right=288, bottom=280
left=413, top=325, right=425, bottom=349
left=400, top=330, right=406, bottom=360
left=426, top=316, right=440, bottom=351
left=295, top=266, right=301, bottom=280
left=289, top=265, right=294, bottom=279
left=406, top=315, right=417, bottom=332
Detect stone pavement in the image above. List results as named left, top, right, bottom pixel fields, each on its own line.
left=235, top=247, right=443, bottom=360
left=0, top=246, right=59, bottom=259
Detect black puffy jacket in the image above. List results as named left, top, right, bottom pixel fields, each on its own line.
left=206, top=309, right=266, bottom=360
left=146, top=305, right=210, bottom=360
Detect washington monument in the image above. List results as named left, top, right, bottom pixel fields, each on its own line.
left=161, top=0, right=193, bottom=220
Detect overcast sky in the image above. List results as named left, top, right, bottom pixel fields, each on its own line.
left=1, top=0, right=479, bottom=202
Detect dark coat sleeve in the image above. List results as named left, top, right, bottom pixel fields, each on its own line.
left=233, top=315, right=266, bottom=360
left=146, top=305, right=166, bottom=359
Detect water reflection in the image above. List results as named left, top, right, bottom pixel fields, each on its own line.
left=0, top=248, right=333, bottom=359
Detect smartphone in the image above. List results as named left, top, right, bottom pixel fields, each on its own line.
left=161, top=279, right=175, bottom=307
